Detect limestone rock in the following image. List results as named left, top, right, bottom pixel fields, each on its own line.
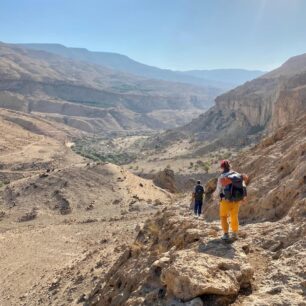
left=162, top=249, right=253, bottom=301
left=153, top=168, right=178, bottom=193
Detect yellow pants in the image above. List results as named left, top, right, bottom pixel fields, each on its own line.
left=220, top=199, right=240, bottom=233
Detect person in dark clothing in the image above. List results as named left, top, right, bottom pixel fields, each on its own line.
left=193, top=180, right=204, bottom=217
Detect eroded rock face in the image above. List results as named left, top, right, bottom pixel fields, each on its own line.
left=162, top=249, right=253, bottom=300
left=235, top=114, right=306, bottom=223
left=214, top=56, right=306, bottom=137
left=201, top=114, right=306, bottom=224
left=152, top=53, right=306, bottom=151
left=89, top=211, right=254, bottom=305
left=153, top=168, right=178, bottom=193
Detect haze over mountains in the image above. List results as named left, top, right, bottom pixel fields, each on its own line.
left=0, top=42, right=266, bottom=134
left=15, top=43, right=265, bottom=89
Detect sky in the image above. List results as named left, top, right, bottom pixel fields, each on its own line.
left=0, top=0, right=306, bottom=71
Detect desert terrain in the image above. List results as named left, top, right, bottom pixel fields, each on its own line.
left=0, top=41, right=305, bottom=306
left=0, top=108, right=173, bottom=306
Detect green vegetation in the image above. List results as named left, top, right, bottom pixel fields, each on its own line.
left=0, top=180, right=9, bottom=188
left=72, top=138, right=136, bottom=165
left=188, top=160, right=211, bottom=173
left=67, top=99, right=115, bottom=108
left=188, top=162, right=194, bottom=169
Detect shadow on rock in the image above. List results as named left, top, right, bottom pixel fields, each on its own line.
left=198, top=239, right=236, bottom=259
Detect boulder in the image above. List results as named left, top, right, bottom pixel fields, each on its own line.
left=162, top=249, right=253, bottom=301
left=153, top=168, right=178, bottom=193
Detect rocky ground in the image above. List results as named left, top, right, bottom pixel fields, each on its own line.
left=0, top=108, right=305, bottom=306
left=0, top=161, right=172, bottom=306
left=87, top=114, right=306, bottom=306
left=0, top=110, right=173, bottom=306
left=89, top=208, right=305, bottom=306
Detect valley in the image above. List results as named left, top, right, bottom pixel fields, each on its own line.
left=0, top=42, right=222, bottom=133
left=0, top=40, right=305, bottom=306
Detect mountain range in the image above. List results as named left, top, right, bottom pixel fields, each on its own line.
left=0, top=42, right=266, bottom=134
left=15, top=43, right=265, bottom=89
left=0, top=42, right=221, bottom=132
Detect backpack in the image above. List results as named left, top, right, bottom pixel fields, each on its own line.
left=222, top=172, right=247, bottom=202
left=194, top=185, right=204, bottom=201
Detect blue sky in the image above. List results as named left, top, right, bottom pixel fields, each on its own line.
left=0, top=0, right=305, bottom=70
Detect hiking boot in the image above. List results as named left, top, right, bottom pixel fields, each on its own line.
left=231, top=232, right=238, bottom=240
left=221, top=233, right=230, bottom=241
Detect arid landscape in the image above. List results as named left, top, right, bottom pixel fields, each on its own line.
left=0, top=108, right=173, bottom=305
left=0, top=2, right=306, bottom=305
left=0, top=43, right=305, bottom=305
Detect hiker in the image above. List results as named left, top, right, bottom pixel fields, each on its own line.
left=192, top=180, right=204, bottom=217
left=216, top=160, right=247, bottom=241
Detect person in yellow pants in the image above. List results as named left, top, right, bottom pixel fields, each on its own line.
left=216, top=160, right=247, bottom=241
left=219, top=198, right=240, bottom=239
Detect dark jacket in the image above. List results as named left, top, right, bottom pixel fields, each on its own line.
left=194, top=185, right=204, bottom=201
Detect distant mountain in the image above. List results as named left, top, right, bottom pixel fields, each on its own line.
left=0, top=43, right=221, bottom=133
left=147, top=52, right=306, bottom=153
left=15, top=43, right=265, bottom=89
left=181, top=69, right=265, bottom=87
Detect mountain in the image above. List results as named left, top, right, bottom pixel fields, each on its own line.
left=182, top=68, right=265, bottom=87
left=149, top=52, right=306, bottom=152
left=0, top=42, right=222, bottom=132
left=15, top=43, right=265, bottom=89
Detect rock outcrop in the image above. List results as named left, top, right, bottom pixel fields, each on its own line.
left=89, top=211, right=254, bottom=306
left=202, top=113, right=306, bottom=223
left=153, top=168, right=178, bottom=193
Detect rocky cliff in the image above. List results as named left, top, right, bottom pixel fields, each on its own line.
left=150, top=53, right=306, bottom=152
left=88, top=114, right=306, bottom=306
left=214, top=55, right=306, bottom=133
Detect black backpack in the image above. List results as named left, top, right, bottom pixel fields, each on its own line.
left=223, top=172, right=247, bottom=202
left=195, top=185, right=204, bottom=201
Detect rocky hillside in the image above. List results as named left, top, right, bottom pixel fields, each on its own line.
left=214, top=53, right=306, bottom=133
left=0, top=43, right=221, bottom=132
left=149, top=53, right=306, bottom=153
left=0, top=109, right=173, bottom=306
left=88, top=114, right=306, bottom=306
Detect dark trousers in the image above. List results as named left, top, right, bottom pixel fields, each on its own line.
left=194, top=199, right=203, bottom=215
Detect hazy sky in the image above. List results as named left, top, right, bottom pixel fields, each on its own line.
left=1, top=0, right=306, bottom=70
